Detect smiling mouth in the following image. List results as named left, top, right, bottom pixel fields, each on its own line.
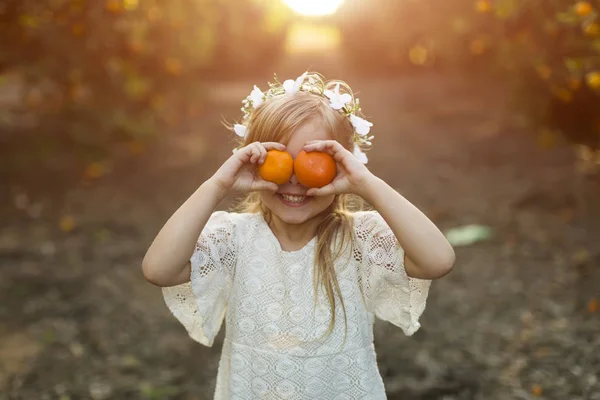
left=278, top=193, right=309, bottom=205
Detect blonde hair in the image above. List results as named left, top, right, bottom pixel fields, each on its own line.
left=232, top=75, right=367, bottom=345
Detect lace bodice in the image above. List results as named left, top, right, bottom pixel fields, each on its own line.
left=162, top=211, right=431, bottom=399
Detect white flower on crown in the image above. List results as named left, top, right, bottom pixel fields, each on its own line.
left=248, top=85, right=264, bottom=108
left=233, top=124, right=247, bottom=138
left=350, top=114, right=373, bottom=136
left=324, top=83, right=352, bottom=110
left=353, top=146, right=368, bottom=164
left=283, top=71, right=307, bottom=94
left=235, top=72, right=374, bottom=164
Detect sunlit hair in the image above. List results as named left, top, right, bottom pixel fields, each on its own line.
left=232, top=75, right=366, bottom=346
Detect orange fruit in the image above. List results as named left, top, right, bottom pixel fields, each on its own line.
left=575, top=1, right=593, bottom=16
left=259, top=150, right=293, bottom=185
left=294, top=151, right=336, bottom=189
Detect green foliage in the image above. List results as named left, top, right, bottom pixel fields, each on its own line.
left=0, top=0, right=290, bottom=157
left=336, top=0, right=600, bottom=151
left=486, top=0, right=600, bottom=150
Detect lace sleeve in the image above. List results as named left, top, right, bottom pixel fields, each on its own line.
left=354, top=211, right=431, bottom=336
left=162, top=211, right=237, bottom=346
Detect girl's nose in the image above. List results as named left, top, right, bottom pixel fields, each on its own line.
left=289, top=173, right=298, bottom=185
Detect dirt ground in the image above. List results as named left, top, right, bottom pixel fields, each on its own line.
left=1, top=58, right=599, bottom=400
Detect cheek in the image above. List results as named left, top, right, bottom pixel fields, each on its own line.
left=258, top=192, right=277, bottom=207
left=313, top=195, right=335, bottom=212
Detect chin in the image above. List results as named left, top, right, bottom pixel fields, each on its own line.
left=276, top=212, right=312, bottom=225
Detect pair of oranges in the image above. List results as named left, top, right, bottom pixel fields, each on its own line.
left=258, top=149, right=336, bottom=188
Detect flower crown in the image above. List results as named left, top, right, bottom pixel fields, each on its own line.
left=232, top=72, right=374, bottom=164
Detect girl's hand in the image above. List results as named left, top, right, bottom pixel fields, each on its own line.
left=302, top=140, right=374, bottom=197
left=211, top=142, right=285, bottom=193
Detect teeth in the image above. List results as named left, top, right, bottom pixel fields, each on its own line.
left=281, top=194, right=306, bottom=203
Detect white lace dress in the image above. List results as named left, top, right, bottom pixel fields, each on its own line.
left=162, top=211, right=431, bottom=399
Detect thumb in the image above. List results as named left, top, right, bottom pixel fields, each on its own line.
left=250, top=180, right=279, bottom=192
left=307, top=183, right=336, bottom=197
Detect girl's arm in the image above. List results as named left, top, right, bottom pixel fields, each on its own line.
left=142, top=141, right=285, bottom=287
left=359, top=176, right=455, bottom=280
left=142, top=179, right=227, bottom=287
left=303, top=140, right=455, bottom=280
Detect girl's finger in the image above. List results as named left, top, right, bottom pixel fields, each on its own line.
left=303, top=139, right=326, bottom=149
left=302, top=143, right=322, bottom=151
left=251, top=180, right=278, bottom=192
left=304, top=140, right=344, bottom=153
left=307, top=183, right=336, bottom=197
left=303, top=143, right=333, bottom=155
left=235, top=145, right=253, bottom=164
left=250, top=143, right=262, bottom=164
left=305, top=141, right=352, bottom=162
left=237, top=142, right=258, bottom=161
left=257, top=143, right=268, bottom=165
left=262, top=142, right=286, bottom=151
left=321, top=140, right=347, bottom=153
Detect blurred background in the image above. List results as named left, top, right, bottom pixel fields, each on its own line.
left=1, top=0, right=599, bottom=399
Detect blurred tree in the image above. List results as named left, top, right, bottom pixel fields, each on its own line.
left=0, top=0, right=290, bottom=162
left=488, top=0, right=600, bottom=151
left=335, top=0, right=600, bottom=156
left=334, top=0, right=501, bottom=73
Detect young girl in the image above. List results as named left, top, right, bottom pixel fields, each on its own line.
left=142, top=72, right=455, bottom=399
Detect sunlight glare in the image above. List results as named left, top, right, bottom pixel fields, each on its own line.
left=281, top=0, right=345, bottom=16
left=285, top=22, right=341, bottom=53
